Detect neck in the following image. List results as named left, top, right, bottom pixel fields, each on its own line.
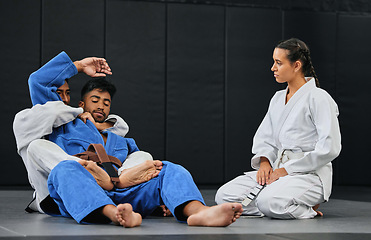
left=287, top=76, right=306, bottom=95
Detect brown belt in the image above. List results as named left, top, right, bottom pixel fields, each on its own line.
left=74, top=144, right=122, bottom=184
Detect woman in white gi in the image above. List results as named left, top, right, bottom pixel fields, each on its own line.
left=215, top=38, right=341, bottom=219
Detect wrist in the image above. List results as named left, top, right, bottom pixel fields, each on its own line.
left=73, top=61, right=83, bottom=72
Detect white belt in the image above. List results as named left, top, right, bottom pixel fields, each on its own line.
left=274, top=150, right=304, bottom=170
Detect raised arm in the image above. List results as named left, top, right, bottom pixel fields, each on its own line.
left=28, top=51, right=112, bottom=106
left=28, top=52, right=77, bottom=105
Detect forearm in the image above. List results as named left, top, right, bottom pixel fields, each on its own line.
left=13, top=101, right=83, bottom=154
left=28, top=51, right=77, bottom=105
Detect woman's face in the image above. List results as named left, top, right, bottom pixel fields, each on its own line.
left=271, top=48, right=297, bottom=84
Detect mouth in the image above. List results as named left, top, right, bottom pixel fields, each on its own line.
left=93, top=111, right=105, bottom=119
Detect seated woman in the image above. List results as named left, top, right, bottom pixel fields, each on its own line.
left=215, top=38, right=341, bottom=219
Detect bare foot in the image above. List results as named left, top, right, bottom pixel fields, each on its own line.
left=102, top=204, right=142, bottom=227
left=78, top=160, right=113, bottom=190
left=117, top=160, right=163, bottom=188
left=313, top=204, right=323, bottom=217
left=187, top=203, right=243, bottom=227
left=115, top=204, right=142, bottom=228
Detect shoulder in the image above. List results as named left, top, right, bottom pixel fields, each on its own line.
left=309, top=87, right=339, bottom=115
left=310, top=87, right=336, bottom=104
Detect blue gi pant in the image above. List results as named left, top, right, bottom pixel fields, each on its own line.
left=47, top=160, right=205, bottom=223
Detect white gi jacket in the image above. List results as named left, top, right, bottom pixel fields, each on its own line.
left=251, top=78, right=341, bottom=201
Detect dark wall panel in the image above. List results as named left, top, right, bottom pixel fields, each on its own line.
left=225, top=7, right=282, bottom=182
left=166, top=4, right=225, bottom=183
left=336, top=14, right=371, bottom=185
left=283, top=11, right=337, bottom=98
left=106, top=1, right=166, bottom=159
left=42, top=0, right=105, bottom=107
left=1, top=0, right=41, bottom=185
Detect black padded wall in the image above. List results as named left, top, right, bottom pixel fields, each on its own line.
left=106, top=0, right=166, bottom=159
left=336, top=14, right=371, bottom=185
left=1, top=0, right=41, bottom=185
left=224, top=7, right=283, bottom=181
left=166, top=4, right=225, bottom=183
left=3, top=0, right=371, bottom=187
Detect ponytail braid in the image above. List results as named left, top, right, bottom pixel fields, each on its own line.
left=276, top=38, right=320, bottom=88
left=301, top=49, right=320, bottom=87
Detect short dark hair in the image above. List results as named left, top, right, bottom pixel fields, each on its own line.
left=80, top=77, right=116, bottom=100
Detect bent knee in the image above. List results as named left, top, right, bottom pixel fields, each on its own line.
left=27, top=139, right=47, bottom=158
left=51, top=160, right=81, bottom=176
left=256, top=196, right=294, bottom=219
left=215, top=183, right=244, bottom=204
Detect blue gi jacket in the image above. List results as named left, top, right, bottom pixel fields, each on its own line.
left=28, top=51, right=139, bottom=162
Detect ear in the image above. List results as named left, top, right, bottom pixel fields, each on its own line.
left=78, top=101, right=84, bottom=108
left=294, top=60, right=302, bottom=72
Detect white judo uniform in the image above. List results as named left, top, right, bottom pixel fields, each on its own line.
left=13, top=101, right=150, bottom=213
left=215, top=78, right=341, bottom=219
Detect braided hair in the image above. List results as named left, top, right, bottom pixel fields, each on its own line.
left=276, top=38, right=320, bottom=87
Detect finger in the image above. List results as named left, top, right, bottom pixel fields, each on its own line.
left=92, top=73, right=107, bottom=77
left=153, top=170, right=160, bottom=177
left=153, top=160, right=163, bottom=167
left=256, top=172, right=261, bottom=185
left=78, top=160, right=87, bottom=166
left=78, top=114, right=87, bottom=123
left=102, top=69, right=112, bottom=75
left=261, top=172, right=266, bottom=185
left=265, top=173, right=269, bottom=185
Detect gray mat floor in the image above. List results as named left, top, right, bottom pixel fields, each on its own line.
left=1, top=186, right=371, bottom=239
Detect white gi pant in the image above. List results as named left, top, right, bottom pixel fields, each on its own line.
left=27, top=139, right=152, bottom=213
left=215, top=151, right=325, bottom=219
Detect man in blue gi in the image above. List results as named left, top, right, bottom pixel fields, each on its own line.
left=13, top=53, right=135, bottom=214
left=24, top=51, right=243, bottom=227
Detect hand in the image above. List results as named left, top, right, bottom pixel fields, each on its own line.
left=256, top=157, right=273, bottom=185
left=74, top=57, right=112, bottom=77
left=159, top=205, right=173, bottom=217
left=267, top=168, right=288, bottom=185
left=78, top=113, right=113, bottom=131
left=78, top=112, right=95, bottom=124
left=78, top=160, right=114, bottom=190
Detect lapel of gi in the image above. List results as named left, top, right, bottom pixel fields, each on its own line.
left=273, top=78, right=316, bottom=148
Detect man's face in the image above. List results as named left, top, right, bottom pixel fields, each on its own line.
left=56, top=81, right=71, bottom=105
left=79, top=89, right=111, bottom=123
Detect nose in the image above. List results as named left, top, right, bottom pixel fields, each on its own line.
left=97, top=100, right=105, bottom=109
left=271, top=62, right=276, bottom=72
left=59, top=92, right=68, bottom=105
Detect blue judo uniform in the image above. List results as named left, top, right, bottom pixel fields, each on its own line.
left=29, top=52, right=205, bottom=223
